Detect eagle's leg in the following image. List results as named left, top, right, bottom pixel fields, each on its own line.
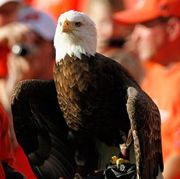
left=120, top=129, right=133, bottom=160
left=110, top=129, right=133, bottom=167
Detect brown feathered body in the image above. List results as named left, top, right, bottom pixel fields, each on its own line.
left=53, top=53, right=163, bottom=178
left=54, top=53, right=134, bottom=140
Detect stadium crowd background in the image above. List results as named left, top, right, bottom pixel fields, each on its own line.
left=0, top=0, right=180, bottom=178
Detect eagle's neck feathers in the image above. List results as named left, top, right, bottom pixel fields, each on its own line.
left=55, top=36, right=94, bottom=61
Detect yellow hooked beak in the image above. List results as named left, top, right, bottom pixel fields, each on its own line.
left=62, top=19, right=72, bottom=32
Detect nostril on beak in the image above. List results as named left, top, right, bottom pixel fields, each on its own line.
left=62, top=19, right=71, bottom=32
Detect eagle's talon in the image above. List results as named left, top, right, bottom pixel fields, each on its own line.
left=111, top=156, right=130, bottom=168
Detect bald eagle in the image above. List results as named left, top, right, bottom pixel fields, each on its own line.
left=53, top=10, right=163, bottom=179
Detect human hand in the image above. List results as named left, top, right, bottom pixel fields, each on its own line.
left=0, top=22, right=32, bottom=46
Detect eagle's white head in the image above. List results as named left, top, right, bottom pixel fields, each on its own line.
left=54, top=10, right=97, bottom=62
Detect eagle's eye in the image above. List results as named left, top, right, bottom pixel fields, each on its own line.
left=75, top=22, right=82, bottom=27
left=59, top=22, right=62, bottom=26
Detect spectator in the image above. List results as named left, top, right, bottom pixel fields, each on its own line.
left=0, top=0, right=22, bottom=78
left=114, top=0, right=180, bottom=178
left=85, top=0, right=123, bottom=55
left=0, top=6, right=56, bottom=114
left=84, top=0, right=144, bottom=83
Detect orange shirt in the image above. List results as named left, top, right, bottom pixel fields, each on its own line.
left=0, top=45, right=9, bottom=78
left=142, top=62, right=180, bottom=162
left=0, top=103, right=37, bottom=179
left=0, top=103, right=11, bottom=178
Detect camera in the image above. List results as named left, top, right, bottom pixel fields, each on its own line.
left=11, top=44, right=37, bottom=57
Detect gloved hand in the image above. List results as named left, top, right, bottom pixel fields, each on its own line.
left=76, top=162, right=136, bottom=179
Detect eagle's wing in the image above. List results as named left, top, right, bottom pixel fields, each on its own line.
left=126, top=87, right=164, bottom=179
left=11, top=79, right=75, bottom=179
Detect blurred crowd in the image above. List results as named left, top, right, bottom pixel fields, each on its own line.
left=0, top=0, right=180, bottom=178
